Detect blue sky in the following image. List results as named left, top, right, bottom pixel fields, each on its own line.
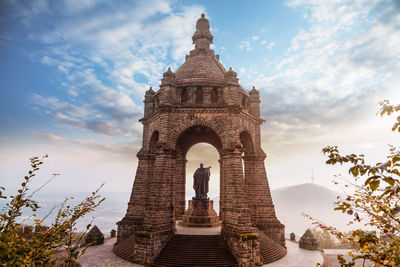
left=1, top=0, right=400, bottom=197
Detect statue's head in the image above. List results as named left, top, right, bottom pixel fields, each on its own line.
left=200, top=163, right=203, bottom=168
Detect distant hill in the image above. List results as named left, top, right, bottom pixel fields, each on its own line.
left=271, top=183, right=353, bottom=237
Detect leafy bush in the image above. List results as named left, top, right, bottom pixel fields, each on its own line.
left=0, top=155, right=105, bottom=265
left=308, top=101, right=400, bottom=266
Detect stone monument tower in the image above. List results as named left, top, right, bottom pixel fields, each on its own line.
left=114, top=14, right=286, bottom=266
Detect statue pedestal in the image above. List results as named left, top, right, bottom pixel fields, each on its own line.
left=179, top=199, right=221, bottom=227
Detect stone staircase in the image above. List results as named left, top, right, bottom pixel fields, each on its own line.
left=114, top=231, right=286, bottom=266
left=256, top=229, right=287, bottom=264
left=152, top=234, right=238, bottom=267
left=113, top=234, right=136, bottom=262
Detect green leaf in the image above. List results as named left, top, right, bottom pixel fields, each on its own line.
left=349, top=166, right=359, bottom=176
left=383, top=177, right=395, bottom=186
left=326, top=159, right=336, bottom=165
left=370, top=180, right=380, bottom=191
left=365, top=175, right=380, bottom=185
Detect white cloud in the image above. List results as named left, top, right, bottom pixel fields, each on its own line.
left=34, top=133, right=140, bottom=158
left=32, top=94, right=89, bottom=117
left=21, top=0, right=205, bottom=138
left=242, top=0, right=400, bottom=166
left=252, top=35, right=259, bottom=41
left=238, top=41, right=251, bottom=51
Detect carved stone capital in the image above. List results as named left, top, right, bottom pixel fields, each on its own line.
left=242, top=153, right=267, bottom=161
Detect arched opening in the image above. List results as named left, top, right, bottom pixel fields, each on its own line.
left=181, top=87, right=189, bottom=103
left=211, top=88, right=218, bottom=103
left=195, top=87, right=203, bottom=103
left=241, top=95, right=248, bottom=110
left=174, top=125, right=223, bottom=221
left=239, top=131, right=254, bottom=155
left=240, top=130, right=255, bottom=180
left=176, top=125, right=223, bottom=153
left=186, top=143, right=220, bottom=211
left=149, top=130, right=159, bottom=153
left=153, top=95, right=159, bottom=110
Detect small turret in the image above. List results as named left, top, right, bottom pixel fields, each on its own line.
left=161, top=67, right=176, bottom=86
left=223, top=67, right=240, bottom=106
left=159, top=67, right=176, bottom=106
left=144, top=86, right=155, bottom=117
left=249, top=86, right=260, bottom=118
left=224, top=67, right=239, bottom=84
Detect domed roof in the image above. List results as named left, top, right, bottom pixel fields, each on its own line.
left=175, top=53, right=226, bottom=85
left=175, top=14, right=226, bottom=86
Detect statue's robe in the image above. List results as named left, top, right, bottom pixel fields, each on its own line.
left=193, top=167, right=210, bottom=198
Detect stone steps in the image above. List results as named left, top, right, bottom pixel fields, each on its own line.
left=114, top=231, right=287, bottom=266
left=152, top=234, right=238, bottom=267
left=256, top=229, right=287, bottom=264
left=113, top=235, right=136, bottom=262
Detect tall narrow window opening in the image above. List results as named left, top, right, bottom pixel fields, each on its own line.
left=196, top=87, right=203, bottom=103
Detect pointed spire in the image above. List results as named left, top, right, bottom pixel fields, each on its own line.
left=192, top=13, right=213, bottom=50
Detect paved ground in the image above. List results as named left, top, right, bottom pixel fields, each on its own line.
left=263, top=240, right=324, bottom=267
left=78, top=237, right=327, bottom=266
left=79, top=223, right=328, bottom=267
left=79, top=237, right=138, bottom=267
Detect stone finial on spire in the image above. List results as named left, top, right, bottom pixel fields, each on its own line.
left=192, top=13, right=213, bottom=50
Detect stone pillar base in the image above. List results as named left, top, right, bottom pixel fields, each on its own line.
left=179, top=199, right=221, bottom=228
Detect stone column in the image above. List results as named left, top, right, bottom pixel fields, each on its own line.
left=132, top=149, right=176, bottom=265
left=243, top=153, right=285, bottom=247
left=219, top=158, right=224, bottom=220
left=220, top=148, right=261, bottom=266
left=175, top=153, right=187, bottom=219
left=116, top=150, right=153, bottom=242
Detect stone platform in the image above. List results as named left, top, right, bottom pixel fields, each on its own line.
left=77, top=237, right=325, bottom=267
left=179, top=199, right=221, bottom=227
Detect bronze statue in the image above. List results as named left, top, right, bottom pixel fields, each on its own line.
left=193, top=163, right=211, bottom=200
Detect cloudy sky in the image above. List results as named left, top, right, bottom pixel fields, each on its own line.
left=1, top=0, right=399, bottom=199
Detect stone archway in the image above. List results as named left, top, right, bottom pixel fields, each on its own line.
left=114, top=13, right=286, bottom=267
left=174, top=125, right=222, bottom=219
